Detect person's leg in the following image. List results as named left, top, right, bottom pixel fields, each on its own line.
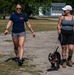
left=12, top=38, right=19, bottom=57
left=60, top=34, right=67, bottom=68
left=12, top=33, right=19, bottom=57
left=18, top=36, right=26, bottom=66
left=68, top=44, right=74, bottom=67
left=62, top=45, right=67, bottom=60
left=19, top=36, right=25, bottom=60
left=67, top=34, right=74, bottom=67
left=62, top=45, right=67, bottom=68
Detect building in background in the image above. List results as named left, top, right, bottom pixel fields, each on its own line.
left=39, top=3, right=66, bottom=16
left=50, top=3, right=66, bottom=16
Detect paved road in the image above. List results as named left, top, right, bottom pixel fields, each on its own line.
left=0, top=31, right=74, bottom=75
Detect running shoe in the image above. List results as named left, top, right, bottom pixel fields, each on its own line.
left=18, top=59, right=23, bottom=66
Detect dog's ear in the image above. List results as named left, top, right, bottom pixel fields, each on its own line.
left=48, top=53, right=52, bottom=57
left=49, top=53, right=52, bottom=55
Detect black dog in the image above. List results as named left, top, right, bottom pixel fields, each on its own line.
left=48, top=46, right=61, bottom=71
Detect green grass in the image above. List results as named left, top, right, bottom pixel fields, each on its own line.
left=0, top=54, right=43, bottom=75
left=0, top=19, right=58, bottom=33
left=28, top=19, right=57, bottom=32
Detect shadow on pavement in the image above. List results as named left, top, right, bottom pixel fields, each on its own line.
left=4, top=57, right=33, bottom=62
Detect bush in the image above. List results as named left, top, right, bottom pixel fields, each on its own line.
left=0, top=14, right=2, bottom=19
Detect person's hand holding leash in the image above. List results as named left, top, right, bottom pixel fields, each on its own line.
left=58, top=29, right=61, bottom=34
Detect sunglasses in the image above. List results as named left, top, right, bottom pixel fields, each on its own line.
left=16, top=8, right=22, bottom=10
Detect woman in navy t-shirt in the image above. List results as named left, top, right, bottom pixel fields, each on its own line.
left=4, top=3, right=35, bottom=66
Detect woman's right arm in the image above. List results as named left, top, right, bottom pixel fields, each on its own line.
left=4, top=20, right=12, bottom=35
left=57, top=16, right=63, bottom=34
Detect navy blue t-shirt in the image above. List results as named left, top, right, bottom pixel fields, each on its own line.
left=9, top=12, right=28, bottom=33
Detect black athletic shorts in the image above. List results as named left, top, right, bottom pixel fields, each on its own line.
left=58, top=29, right=74, bottom=45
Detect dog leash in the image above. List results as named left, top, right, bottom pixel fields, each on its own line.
left=54, top=33, right=62, bottom=52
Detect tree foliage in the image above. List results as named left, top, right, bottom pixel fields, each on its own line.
left=0, top=0, right=51, bottom=16
left=0, top=0, right=74, bottom=16
left=52, top=0, right=74, bottom=8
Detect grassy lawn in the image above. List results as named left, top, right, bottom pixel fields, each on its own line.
left=0, top=54, right=43, bottom=75
left=0, top=19, right=58, bottom=33
left=28, top=19, right=58, bottom=32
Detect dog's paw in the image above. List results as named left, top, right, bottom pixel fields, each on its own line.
left=47, top=66, right=59, bottom=72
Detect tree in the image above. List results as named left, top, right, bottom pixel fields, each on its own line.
left=52, top=0, right=74, bottom=8
left=0, top=0, right=52, bottom=16
left=0, top=0, right=74, bottom=17
left=25, top=0, right=52, bottom=15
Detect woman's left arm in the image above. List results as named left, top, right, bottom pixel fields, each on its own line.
left=25, top=21, right=35, bottom=37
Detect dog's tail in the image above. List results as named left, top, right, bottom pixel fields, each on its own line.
left=55, top=46, right=59, bottom=52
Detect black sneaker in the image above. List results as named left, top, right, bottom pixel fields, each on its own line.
left=18, top=59, right=23, bottom=66
left=12, top=57, right=19, bottom=62
left=47, top=67, right=58, bottom=71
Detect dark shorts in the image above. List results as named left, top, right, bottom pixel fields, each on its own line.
left=58, top=29, right=74, bottom=45
left=12, top=32, right=26, bottom=39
